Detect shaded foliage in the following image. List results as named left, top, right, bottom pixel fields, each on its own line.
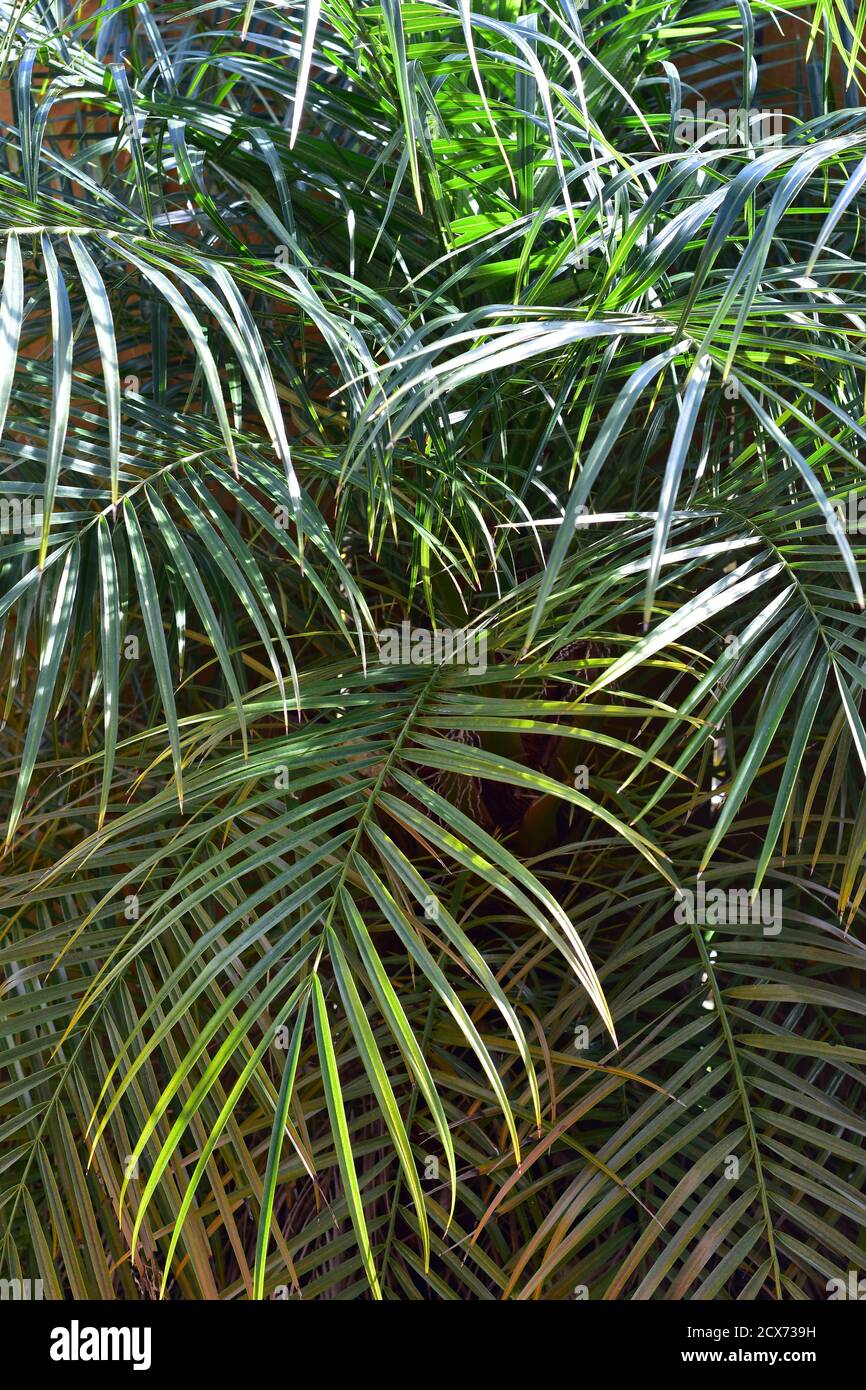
left=1, top=0, right=866, bottom=1300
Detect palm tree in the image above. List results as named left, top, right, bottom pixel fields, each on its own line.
left=1, top=0, right=865, bottom=1300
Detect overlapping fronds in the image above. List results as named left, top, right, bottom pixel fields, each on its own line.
left=1, top=0, right=866, bottom=1300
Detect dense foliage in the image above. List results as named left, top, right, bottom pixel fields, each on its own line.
left=2, top=0, right=866, bottom=1300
